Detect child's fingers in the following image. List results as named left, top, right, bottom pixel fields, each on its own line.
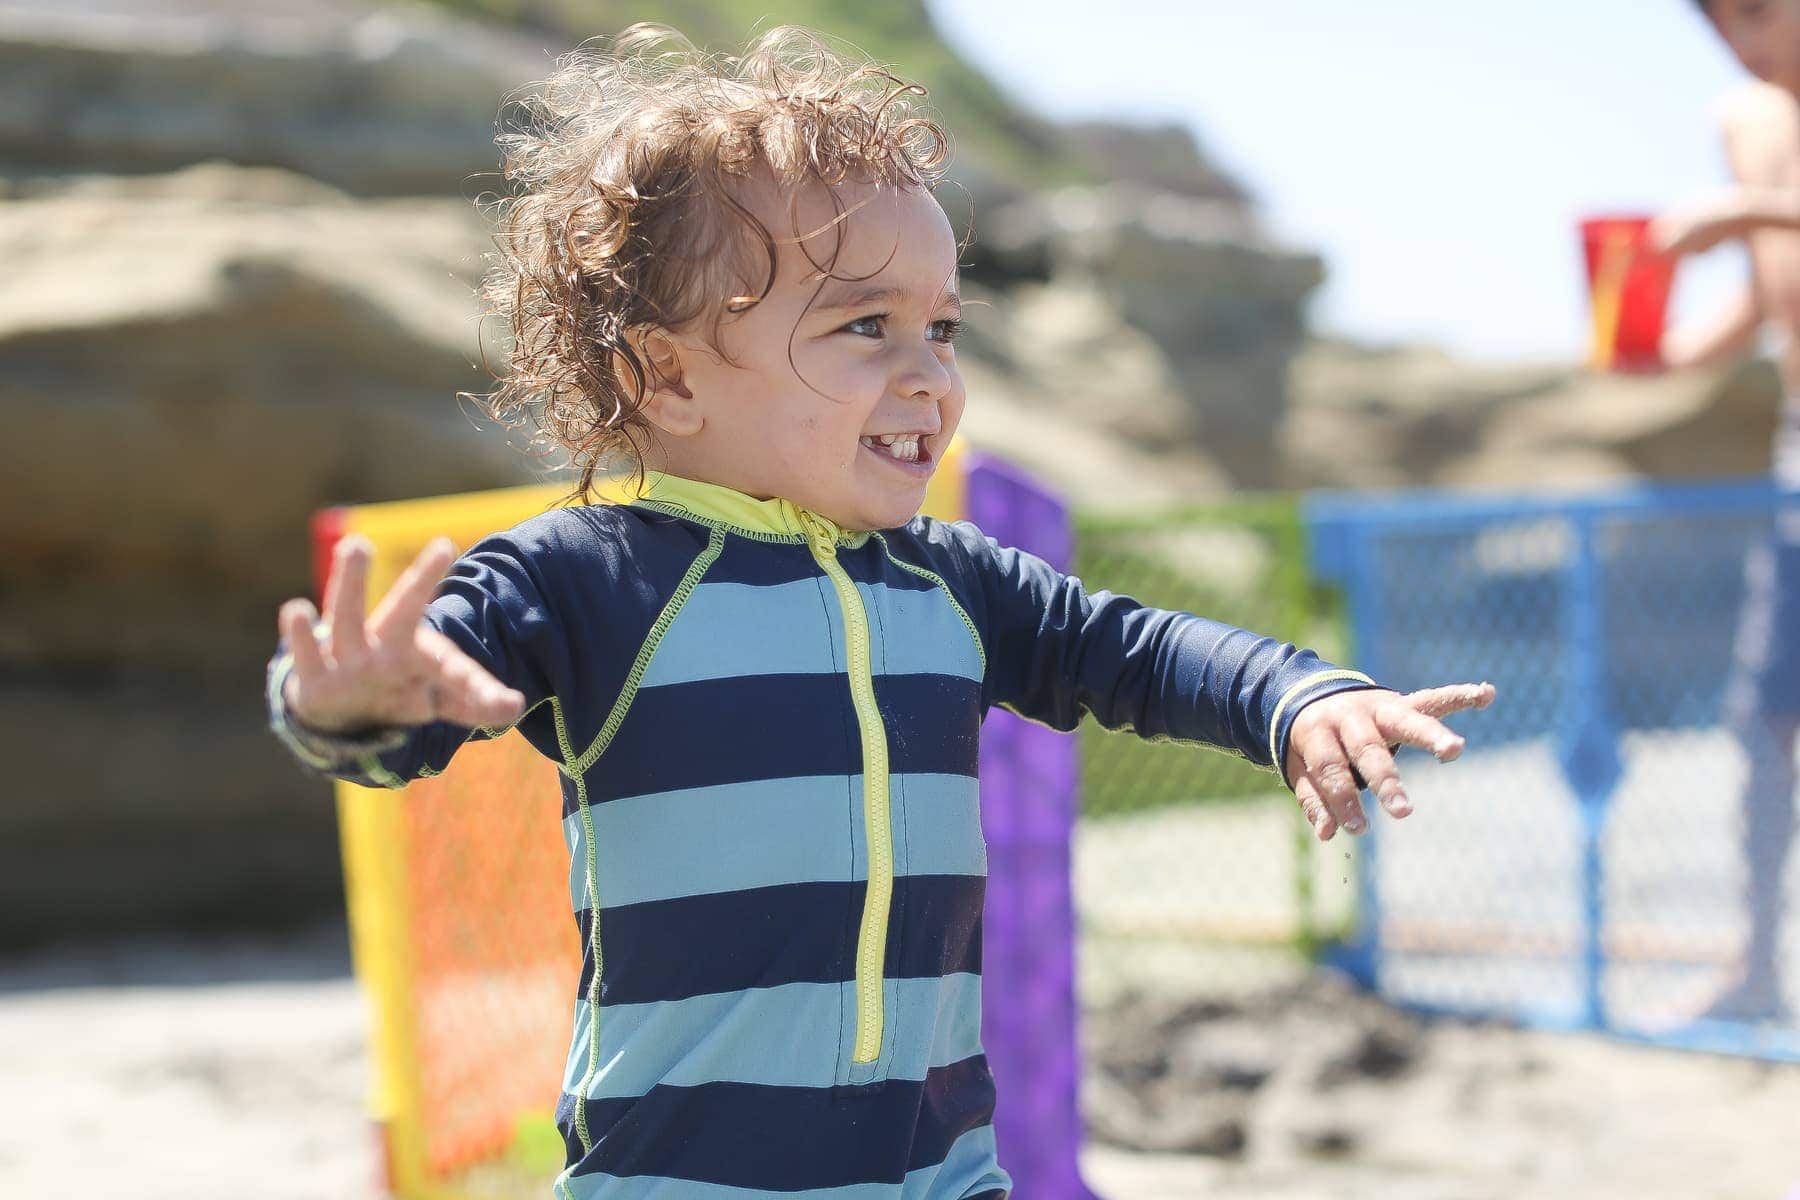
left=279, top=598, right=331, bottom=681
left=1291, top=722, right=1368, bottom=837
left=1340, top=711, right=1412, bottom=819
left=323, top=535, right=373, bottom=660
left=369, top=537, right=457, bottom=647
left=1376, top=700, right=1468, bottom=762
left=418, top=628, right=526, bottom=728
left=1404, top=682, right=1495, bottom=721
left=1292, top=772, right=1339, bottom=842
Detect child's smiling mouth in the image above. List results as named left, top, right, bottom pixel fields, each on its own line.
left=859, top=433, right=934, bottom=475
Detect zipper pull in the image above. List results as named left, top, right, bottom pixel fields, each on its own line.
left=799, top=511, right=839, bottom=556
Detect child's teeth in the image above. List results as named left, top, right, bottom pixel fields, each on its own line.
left=862, top=434, right=924, bottom=461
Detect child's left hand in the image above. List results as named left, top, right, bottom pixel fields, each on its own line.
left=1284, top=682, right=1496, bottom=842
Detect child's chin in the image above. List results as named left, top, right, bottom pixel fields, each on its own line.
left=855, top=495, right=926, bottom=531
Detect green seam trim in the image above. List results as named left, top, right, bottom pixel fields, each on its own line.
left=567, top=526, right=726, bottom=774
left=871, top=533, right=988, bottom=678
left=554, top=693, right=605, bottom=1156
left=1267, top=669, right=1378, bottom=780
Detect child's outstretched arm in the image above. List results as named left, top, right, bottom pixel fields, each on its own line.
left=265, top=531, right=556, bottom=789
left=925, top=521, right=1493, bottom=841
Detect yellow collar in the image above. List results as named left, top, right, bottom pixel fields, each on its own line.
left=631, top=473, right=869, bottom=546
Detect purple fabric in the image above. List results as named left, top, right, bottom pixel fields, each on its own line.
left=965, top=452, right=1100, bottom=1199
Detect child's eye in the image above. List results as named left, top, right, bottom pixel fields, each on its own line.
left=840, top=313, right=964, bottom=344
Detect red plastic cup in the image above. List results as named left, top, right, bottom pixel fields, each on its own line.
left=1580, top=215, right=1676, bottom=373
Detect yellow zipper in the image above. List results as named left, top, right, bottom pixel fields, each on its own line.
left=797, top=509, right=893, bottom=1065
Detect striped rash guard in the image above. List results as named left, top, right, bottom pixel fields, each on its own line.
left=265, top=473, right=1379, bottom=1199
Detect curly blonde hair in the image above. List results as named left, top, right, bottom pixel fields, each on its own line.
left=472, top=23, right=954, bottom=505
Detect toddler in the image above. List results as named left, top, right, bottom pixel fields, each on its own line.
left=266, top=24, right=1493, bottom=1198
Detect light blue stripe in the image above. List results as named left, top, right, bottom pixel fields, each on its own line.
left=564, top=773, right=985, bottom=911
left=637, top=578, right=839, bottom=688
left=855, top=579, right=983, bottom=683
left=555, top=1120, right=1006, bottom=1199
left=636, top=576, right=982, bottom=689
left=887, top=772, right=987, bottom=881
left=561, top=973, right=986, bottom=1097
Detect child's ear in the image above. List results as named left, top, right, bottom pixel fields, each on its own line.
left=631, top=328, right=702, bottom=437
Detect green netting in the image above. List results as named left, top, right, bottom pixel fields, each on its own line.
left=1071, top=497, right=1353, bottom=989
left=1074, top=497, right=1346, bottom=815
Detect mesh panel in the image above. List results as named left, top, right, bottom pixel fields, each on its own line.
left=1318, top=486, right=1800, bottom=1059
left=1072, top=501, right=1349, bottom=1004
left=401, top=736, right=576, bottom=1181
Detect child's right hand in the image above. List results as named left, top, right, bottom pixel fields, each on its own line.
left=276, top=535, right=527, bottom=735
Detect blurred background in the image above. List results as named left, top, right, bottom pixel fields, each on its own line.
left=3, top=1, right=1798, bottom=1197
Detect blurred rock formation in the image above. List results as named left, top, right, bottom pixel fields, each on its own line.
left=1286, top=340, right=1783, bottom=490
left=0, top=0, right=544, bottom=194
left=0, top=162, right=533, bottom=939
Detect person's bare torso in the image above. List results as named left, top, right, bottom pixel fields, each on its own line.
left=1724, top=81, right=1800, bottom=386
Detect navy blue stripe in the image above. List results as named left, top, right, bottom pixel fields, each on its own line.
left=578, top=874, right=985, bottom=1005
left=567, top=504, right=719, bottom=583
left=560, top=1054, right=997, bottom=1189
left=836, top=541, right=941, bottom=590
left=592, top=674, right=852, bottom=803
left=588, top=673, right=980, bottom=803
left=875, top=673, right=982, bottom=781
left=705, top=531, right=825, bottom=587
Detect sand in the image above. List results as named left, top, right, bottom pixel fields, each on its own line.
left=2, top=923, right=1797, bottom=1200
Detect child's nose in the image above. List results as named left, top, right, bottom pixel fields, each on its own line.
left=895, top=345, right=953, bottom=401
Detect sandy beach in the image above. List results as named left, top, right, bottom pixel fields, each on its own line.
left=3, top=922, right=1797, bottom=1199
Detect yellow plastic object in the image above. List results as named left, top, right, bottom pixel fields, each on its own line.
left=328, top=481, right=591, bottom=1198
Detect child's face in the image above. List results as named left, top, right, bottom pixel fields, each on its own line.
left=1708, top=0, right=1800, bottom=91
left=664, top=179, right=965, bottom=532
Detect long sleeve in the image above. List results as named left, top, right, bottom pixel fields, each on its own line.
left=265, top=528, right=564, bottom=790
left=927, top=519, right=1381, bottom=786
